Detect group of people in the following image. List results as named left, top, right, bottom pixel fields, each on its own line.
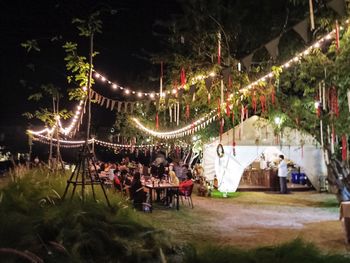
left=91, top=158, right=195, bottom=210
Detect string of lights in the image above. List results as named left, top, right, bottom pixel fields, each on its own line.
left=93, top=70, right=217, bottom=99
left=132, top=109, right=218, bottom=139
left=132, top=19, right=349, bottom=138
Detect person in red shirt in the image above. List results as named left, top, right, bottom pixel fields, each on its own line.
left=179, top=171, right=194, bottom=195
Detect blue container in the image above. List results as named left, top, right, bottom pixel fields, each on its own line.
left=291, top=172, right=300, bottom=184
left=299, top=173, right=307, bottom=185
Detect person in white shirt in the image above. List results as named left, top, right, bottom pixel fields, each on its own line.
left=278, top=154, right=288, bottom=194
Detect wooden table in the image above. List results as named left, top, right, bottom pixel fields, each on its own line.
left=144, top=183, right=180, bottom=211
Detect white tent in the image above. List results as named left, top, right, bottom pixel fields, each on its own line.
left=202, top=115, right=327, bottom=192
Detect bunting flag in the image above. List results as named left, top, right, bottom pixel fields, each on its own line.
left=335, top=20, right=340, bottom=52
left=293, top=18, right=309, bottom=43
left=327, top=0, right=346, bottom=16
left=241, top=53, right=254, bottom=71
left=342, top=135, right=347, bottom=161
left=265, top=37, right=280, bottom=60
left=100, top=97, right=106, bottom=107
left=111, top=100, right=116, bottom=111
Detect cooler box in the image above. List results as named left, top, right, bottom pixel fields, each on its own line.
left=291, top=172, right=300, bottom=184
left=299, top=173, right=307, bottom=185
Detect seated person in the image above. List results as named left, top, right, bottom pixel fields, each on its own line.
left=113, top=169, right=122, bottom=192
left=129, top=172, right=146, bottom=210
left=167, top=171, right=179, bottom=207
left=179, top=171, right=194, bottom=195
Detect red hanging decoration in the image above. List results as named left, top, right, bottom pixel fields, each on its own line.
left=218, top=32, right=221, bottom=65
left=156, top=112, right=159, bottom=130
left=232, top=110, right=235, bottom=125
left=335, top=20, right=340, bottom=52
left=245, top=106, right=249, bottom=119
left=180, top=67, right=186, bottom=87
left=186, top=104, right=190, bottom=119
left=226, top=93, right=231, bottom=117
left=260, top=95, right=266, bottom=113
left=218, top=98, right=221, bottom=117
left=252, top=92, right=257, bottom=113
left=330, top=87, right=339, bottom=117
left=228, top=75, right=232, bottom=88
left=271, top=87, right=275, bottom=105
left=342, top=135, right=347, bottom=161
left=220, top=118, right=224, bottom=142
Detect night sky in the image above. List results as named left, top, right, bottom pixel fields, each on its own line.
left=0, top=0, right=180, bottom=127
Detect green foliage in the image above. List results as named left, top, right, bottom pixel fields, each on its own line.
left=0, top=168, right=175, bottom=262
left=72, top=11, right=102, bottom=37
left=184, top=239, right=349, bottom=263
left=21, top=39, right=40, bottom=52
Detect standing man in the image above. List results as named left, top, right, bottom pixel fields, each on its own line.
left=278, top=154, right=288, bottom=194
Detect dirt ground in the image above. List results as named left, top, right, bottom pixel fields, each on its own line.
left=146, top=190, right=350, bottom=255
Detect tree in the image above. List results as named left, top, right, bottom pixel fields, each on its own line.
left=23, top=84, right=71, bottom=170
left=142, top=0, right=349, bottom=198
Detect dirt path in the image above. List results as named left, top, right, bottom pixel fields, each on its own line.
left=146, top=191, right=350, bottom=254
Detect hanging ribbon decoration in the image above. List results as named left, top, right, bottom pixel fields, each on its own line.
left=218, top=32, right=221, bottom=65
left=186, top=104, right=190, bottom=120
left=260, top=95, right=266, bottom=113
left=217, top=98, right=221, bottom=117
left=156, top=112, right=159, bottom=130
left=220, top=118, right=224, bottom=142
left=330, top=87, right=339, bottom=117
left=232, top=111, right=236, bottom=156
left=226, top=93, right=231, bottom=117
left=160, top=61, right=163, bottom=96
left=347, top=89, right=350, bottom=112
left=252, top=92, right=257, bottom=113
left=342, top=135, right=347, bottom=161
left=181, top=68, right=186, bottom=87
left=335, top=20, right=340, bottom=52
left=271, top=87, right=276, bottom=106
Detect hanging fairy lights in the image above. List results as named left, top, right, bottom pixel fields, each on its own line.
left=132, top=109, right=218, bottom=139
left=93, top=70, right=217, bottom=99
left=239, top=19, right=349, bottom=93
left=28, top=85, right=87, bottom=137
left=132, top=19, right=349, bottom=139
left=93, top=139, right=154, bottom=148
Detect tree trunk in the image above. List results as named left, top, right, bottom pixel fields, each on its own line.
left=325, top=147, right=350, bottom=203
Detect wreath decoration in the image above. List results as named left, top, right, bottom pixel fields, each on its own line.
left=216, top=144, right=224, bottom=158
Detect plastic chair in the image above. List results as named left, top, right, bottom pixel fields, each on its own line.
left=179, top=184, right=194, bottom=208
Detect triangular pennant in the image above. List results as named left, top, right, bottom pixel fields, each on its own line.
left=111, top=100, right=116, bottom=111
left=241, top=53, right=254, bottom=71
left=100, top=97, right=106, bottom=107
left=124, top=102, right=129, bottom=113
left=327, top=0, right=346, bottom=16
left=205, top=78, right=213, bottom=91
left=293, top=18, right=309, bottom=43
left=265, top=36, right=280, bottom=60
left=117, top=101, right=122, bottom=112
